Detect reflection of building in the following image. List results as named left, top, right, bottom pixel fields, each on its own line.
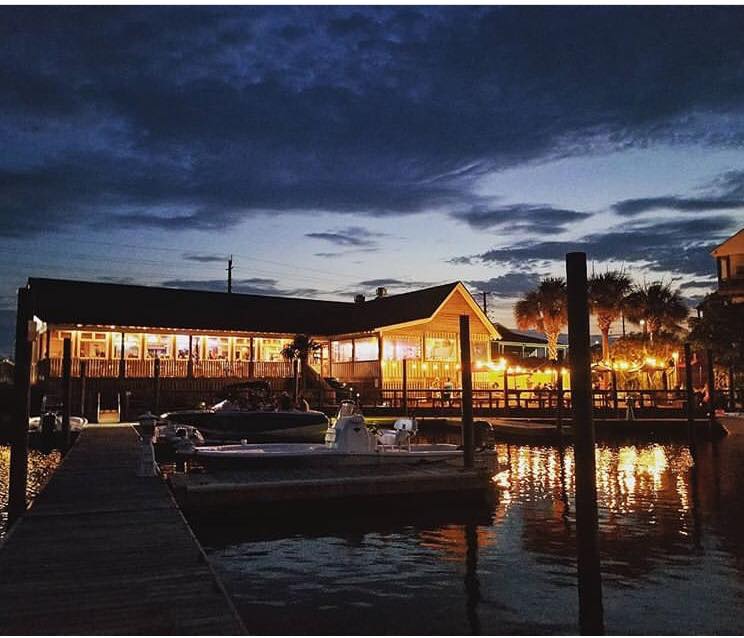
left=24, top=278, right=500, bottom=396
left=712, top=227, right=744, bottom=303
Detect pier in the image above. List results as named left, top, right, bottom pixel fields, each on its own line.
left=0, top=425, right=245, bottom=635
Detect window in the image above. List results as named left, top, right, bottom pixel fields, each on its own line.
left=234, top=337, right=252, bottom=361
left=50, top=330, right=74, bottom=357
left=382, top=336, right=421, bottom=361
left=256, top=338, right=291, bottom=362
left=113, top=334, right=142, bottom=360
left=354, top=337, right=379, bottom=361
left=425, top=336, right=458, bottom=361
left=79, top=332, right=108, bottom=359
left=145, top=334, right=172, bottom=359
left=472, top=340, right=489, bottom=363
left=206, top=336, right=229, bottom=360
left=331, top=340, right=353, bottom=363
left=175, top=335, right=191, bottom=360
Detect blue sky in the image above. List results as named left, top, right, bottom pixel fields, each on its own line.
left=2, top=6, right=744, bottom=354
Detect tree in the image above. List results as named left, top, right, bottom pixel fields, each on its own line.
left=281, top=334, right=321, bottom=396
left=514, top=277, right=567, bottom=360
left=624, top=282, right=688, bottom=343
left=588, top=270, right=633, bottom=360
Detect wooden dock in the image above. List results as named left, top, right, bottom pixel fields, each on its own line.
left=0, top=425, right=246, bottom=635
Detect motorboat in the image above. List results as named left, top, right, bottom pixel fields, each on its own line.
left=154, top=421, right=205, bottom=454
left=176, top=402, right=497, bottom=469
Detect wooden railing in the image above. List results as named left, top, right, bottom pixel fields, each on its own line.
left=329, top=360, right=381, bottom=379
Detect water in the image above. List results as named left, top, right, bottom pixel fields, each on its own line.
left=196, top=422, right=744, bottom=635
left=0, top=446, right=62, bottom=539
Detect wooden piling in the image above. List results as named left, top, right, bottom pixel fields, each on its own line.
left=610, top=362, right=619, bottom=417
left=706, top=349, right=715, bottom=434
left=79, top=359, right=87, bottom=419
left=502, top=367, right=509, bottom=415
left=729, top=363, right=736, bottom=412
left=8, top=288, right=32, bottom=525
left=459, top=315, right=474, bottom=468
left=565, top=252, right=604, bottom=635
left=556, top=350, right=564, bottom=435
left=402, top=358, right=408, bottom=416
left=153, top=356, right=161, bottom=414
left=684, top=343, right=696, bottom=444
left=118, top=332, right=125, bottom=378
left=61, top=337, right=72, bottom=448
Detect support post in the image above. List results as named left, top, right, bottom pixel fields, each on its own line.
left=402, top=358, right=408, bottom=416
left=566, top=252, right=603, bottom=635
left=610, top=362, right=618, bottom=417
left=459, top=315, right=474, bottom=468
left=556, top=350, right=564, bottom=435
left=119, top=332, right=125, bottom=379
left=502, top=366, right=509, bottom=415
left=8, top=288, right=32, bottom=525
left=684, top=343, right=696, bottom=443
left=729, top=363, right=736, bottom=412
left=79, top=359, right=87, bottom=420
left=706, top=349, right=715, bottom=434
left=61, top=337, right=72, bottom=448
left=187, top=335, right=194, bottom=378
left=153, top=357, right=161, bottom=415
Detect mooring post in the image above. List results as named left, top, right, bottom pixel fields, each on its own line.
left=610, top=361, right=619, bottom=417
left=402, top=358, right=408, bottom=416
left=556, top=350, right=564, bottom=435
left=684, top=343, right=696, bottom=444
left=153, top=356, right=161, bottom=415
left=502, top=367, right=509, bottom=415
left=729, top=363, right=736, bottom=412
left=706, top=349, right=715, bottom=435
left=61, top=337, right=72, bottom=448
left=459, top=315, right=474, bottom=468
left=79, top=359, right=87, bottom=420
left=8, top=288, right=32, bottom=525
left=566, top=252, right=604, bottom=635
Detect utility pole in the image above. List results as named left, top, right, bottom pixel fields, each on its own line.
left=482, top=291, right=488, bottom=315
left=227, top=255, right=233, bottom=294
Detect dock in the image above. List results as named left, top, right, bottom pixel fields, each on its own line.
left=0, top=425, right=246, bottom=635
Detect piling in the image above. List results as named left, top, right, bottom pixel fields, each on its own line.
left=402, top=358, right=408, bottom=416
left=153, top=356, right=161, bottom=414
left=556, top=350, right=564, bottom=435
left=706, top=349, right=715, bottom=434
left=8, top=287, right=31, bottom=525
left=684, top=343, right=696, bottom=445
left=61, top=337, right=72, bottom=448
left=502, top=367, right=509, bottom=415
left=79, top=359, right=87, bottom=419
left=610, top=361, right=619, bottom=417
left=729, top=363, right=736, bottom=412
left=459, top=315, right=474, bottom=468
left=566, top=252, right=604, bottom=635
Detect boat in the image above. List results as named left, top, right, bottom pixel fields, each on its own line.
left=28, top=414, right=87, bottom=433
left=176, top=402, right=497, bottom=469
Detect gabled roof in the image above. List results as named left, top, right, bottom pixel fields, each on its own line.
left=493, top=322, right=548, bottom=345
left=711, top=226, right=744, bottom=257
left=26, top=278, right=478, bottom=337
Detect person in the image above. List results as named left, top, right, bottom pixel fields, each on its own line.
left=277, top=391, right=293, bottom=411
left=297, top=394, right=310, bottom=412
left=431, top=377, right=442, bottom=405
left=442, top=377, right=454, bottom=407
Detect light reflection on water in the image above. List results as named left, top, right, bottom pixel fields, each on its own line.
left=0, top=446, right=62, bottom=539
left=198, top=428, right=744, bottom=635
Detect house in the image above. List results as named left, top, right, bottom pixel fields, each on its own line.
left=23, top=278, right=501, bottom=398
left=491, top=323, right=568, bottom=360
left=711, top=227, right=744, bottom=303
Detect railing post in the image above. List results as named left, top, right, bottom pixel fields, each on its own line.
left=79, top=360, right=87, bottom=420
left=706, top=349, right=716, bottom=435
left=502, top=367, right=509, bottom=415
left=566, top=252, right=603, bottom=635
left=187, top=335, right=194, bottom=378
left=610, top=361, right=618, bottom=417
left=9, top=288, right=32, bottom=525
left=685, top=343, right=696, bottom=444
left=119, top=332, right=125, bottom=379
left=153, top=357, right=161, bottom=415
left=61, top=338, right=72, bottom=449
left=459, top=315, right=474, bottom=468
left=729, top=363, right=737, bottom=412
left=402, top=359, right=408, bottom=416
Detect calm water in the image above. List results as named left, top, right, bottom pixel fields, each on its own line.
left=0, top=446, right=62, bottom=539
left=196, top=422, right=744, bottom=635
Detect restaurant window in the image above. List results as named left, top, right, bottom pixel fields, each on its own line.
left=113, top=334, right=142, bottom=359
left=50, top=329, right=74, bottom=358
left=145, top=334, right=172, bottom=359
left=234, top=337, right=252, bottom=361
left=382, top=336, right=421, bottom=361
left=353, top=337, right=379, bottom=361
left=471, top=340, right=489, bottom=363
left=206, top=336, right=230, bottom=360
left=425, top=336, right=458, bottom=361
left=79, top=331, right=108, bottom=359
left=257, top=338, right=290, bottom=362
left=175, top=335, right=191, bottom=360
left=331, top=340, right=353, bottom=363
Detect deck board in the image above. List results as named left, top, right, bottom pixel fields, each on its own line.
left=0, top=425, right=246, bottom=635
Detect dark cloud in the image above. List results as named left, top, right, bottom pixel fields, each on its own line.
left=160, top=277, right=322, bottom=297
left=466, top=273, right=545, bottom=298
left=5, top=7, right=744, bottom=237
left=462, top=216, right=738, bottom=278
left=613, top=196, right=744, bottom=216
left=182, top=253, right=226, bottom=263
left=451, top=204, right=592, bottom=234
left=305, top=226, right=385, bottom=247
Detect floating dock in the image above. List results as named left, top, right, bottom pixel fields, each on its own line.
left=0, top=425, right=245, bottom=635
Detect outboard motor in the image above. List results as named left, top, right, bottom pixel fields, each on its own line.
left=326, top=403, right=375, bottom=452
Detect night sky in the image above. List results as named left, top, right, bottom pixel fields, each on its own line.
left=2, top=6, right=744, bottom=355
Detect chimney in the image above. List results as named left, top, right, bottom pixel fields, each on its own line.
left=375, top=287, right=388, bottom=299
left=354, top=294, right=366, bottom=304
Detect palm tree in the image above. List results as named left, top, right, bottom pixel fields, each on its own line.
left=281, top=334, right=321, bottom=397
left=588, top=270, right=633, bottom=360
left=624, top=282, right=688, bottom=343
left=514, top=277, right=567, bottom=360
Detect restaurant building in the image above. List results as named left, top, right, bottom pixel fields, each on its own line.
left=25, top=278, right=500, bottom=401
left=712, top=226, right=744, bottom=304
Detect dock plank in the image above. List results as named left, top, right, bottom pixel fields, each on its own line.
left=0, top=425, right=245, bottom=635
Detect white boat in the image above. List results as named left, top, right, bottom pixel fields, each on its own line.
left=28, top=415, right=87, bottom=433
left=177, top=402, right=496, bottom=469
